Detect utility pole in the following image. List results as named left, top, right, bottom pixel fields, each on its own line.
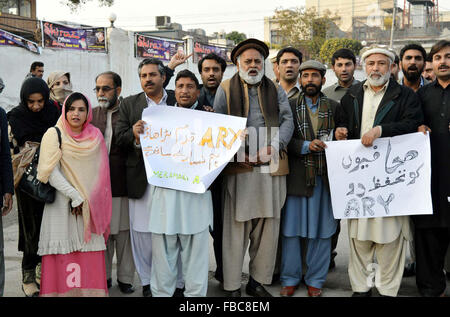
left=352, top=0, right=355, bottom=39
left=389, top=0, right=397, bottom=48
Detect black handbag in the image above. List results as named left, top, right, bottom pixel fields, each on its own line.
left=19, top=127, right=61, bottom=203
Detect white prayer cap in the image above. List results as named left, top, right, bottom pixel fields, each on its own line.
left=360, top=44, right=395, bottom=64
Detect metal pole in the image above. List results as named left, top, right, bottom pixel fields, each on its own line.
left=389, top=0, right=397, bottom=48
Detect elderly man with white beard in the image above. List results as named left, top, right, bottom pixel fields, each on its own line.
left=334, top=45, right=423, bottom=297
left=91, top=72, right=137, bottom=294
left=213, top=39, right=294, bottom=297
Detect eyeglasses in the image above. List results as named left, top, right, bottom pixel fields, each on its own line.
left=93, top=86, right=115, bottom=92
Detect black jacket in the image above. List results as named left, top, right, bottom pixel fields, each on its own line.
left=335, top=79, right=423, bottom=139
left=0, top=107, right=13, bottom=197
left=413, top=81, right=450, bottom=228
left=115, top=90, right=175, bottom=199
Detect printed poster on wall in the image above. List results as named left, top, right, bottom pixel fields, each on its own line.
left=193, top=42, right=232, bottom=64
left=324, top=132, right=432, bottom=219
left=135, top=34, right=184, bottom=61
left=42, top=21, right=106, bottom=52
left=140, top=105, right=247, bottom=193
left=0, top=28, right=40, bottom=54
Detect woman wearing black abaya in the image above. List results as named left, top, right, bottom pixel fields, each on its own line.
left=7, top=77, right=60, bottom=297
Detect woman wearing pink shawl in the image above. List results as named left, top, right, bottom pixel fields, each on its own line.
left=36, top=92, right=112, bottom=297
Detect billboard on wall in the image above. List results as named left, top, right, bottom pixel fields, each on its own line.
left=42, top=21, right=107, bottom=52
left=193, top=42, right=232, bottom=64
left=0, top=28, right=40, bottom=54
left=135, top=34, right=184, bottom=61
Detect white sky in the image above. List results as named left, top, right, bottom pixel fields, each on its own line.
left=36, top=0, right=306, bottom=40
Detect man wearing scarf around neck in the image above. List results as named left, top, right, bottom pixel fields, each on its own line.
left=91, top=72, right=136, bottom=295
left=213, top=38, right=294, bottom=297
left=280, top=60, right=338, bottom=297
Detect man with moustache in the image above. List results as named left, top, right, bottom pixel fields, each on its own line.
left=197, top=53, right=227, bottom=284
left=25, top=61, right=44, bottom=80
left=398, top=44, right=428, bottom=277
left=115, top=58, right=183, bottom=297
left=197, top=53, right=227, bottom=110
left=391, top=54, right=401, bottom=82
left=271, top=46, right=303, bottom=283
left=399, top=44, right=428, bottom=92
left=91, top=71, right=136, bottom=294
left=213, top=39, right=294, bottom=297
left=413, top=40, right=450, bottom=297
left=280, top=60, right=338, bottom=297
left=422, top=54, right=436, bottom=82
left=323, top=48, right=360, bottom=103
left=323, top=48, right=361, bottom=270
left=276, top=47, right=303, bottom=100
left=148, top=70, right=214, bottom=297
left=334, top=45, right=423, bottom=297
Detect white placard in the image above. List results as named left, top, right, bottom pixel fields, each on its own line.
left=140, top=105, right=247, bottom=193
left=325, top=132, right=433, bottom=219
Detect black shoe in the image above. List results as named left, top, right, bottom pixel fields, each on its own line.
left=329, top=259, right=336, bottom=271
left=271, top=273, right=280, bottom=284
left=117, top=280, right=135, bottom=294
left=245, top=284, right=273, bottom=297
left=224, top=289, right=241, bottom=297
left=214, top=271, right=224, bottom=284
left=173, top=287, right=185, bottom=297
left=352, top=289, right=372, bottom=297
left=142, top=284, right=152, bottom=297
left=403, top=262, right=416, bottom=277
left=107, top=278, right=112, bottom=289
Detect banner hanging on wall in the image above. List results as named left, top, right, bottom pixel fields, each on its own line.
left=42, top=21, right=107, bottom=52
left=0, top=28, right=40, bottom=54
left=135, top=34, right=184, bottom=61
left=193, top=42, right=232, bottom=64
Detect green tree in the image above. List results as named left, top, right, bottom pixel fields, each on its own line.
left=226, top=31, right=247, bottom=45
left=273, top=6, right=337, bottom=60
left=319, top=38, right=363, bottom=66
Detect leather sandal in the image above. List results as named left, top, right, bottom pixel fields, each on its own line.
left=307, top=285, right=322, bottom=297
left=22, top=283, right=39, bottom=297
left=280, top=285, right=298, bottom=297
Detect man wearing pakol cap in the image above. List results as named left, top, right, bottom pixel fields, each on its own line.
left=280, top=60, right=338, bottom=297
left=213, top=38, right=294, bottom=297
left=334, top=44, right=423, bottom=297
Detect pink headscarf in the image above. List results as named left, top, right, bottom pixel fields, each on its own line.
left=38, top=92, right=112, bottom=242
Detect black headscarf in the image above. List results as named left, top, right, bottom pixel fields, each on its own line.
left=7, top=77, right=60, bottom=146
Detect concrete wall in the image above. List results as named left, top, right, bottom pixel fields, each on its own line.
left=0, top=27, right=237, bottom=112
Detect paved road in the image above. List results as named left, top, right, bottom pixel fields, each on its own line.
left=2, top=200, right=448, bottom=297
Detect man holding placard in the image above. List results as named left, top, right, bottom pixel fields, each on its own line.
left=115, top=57, right=187, bottom=297
left=213, top=39, right=294, bottom=297
left=147, top=70, right=213, bottom=297
left=334, top=44, right=423, bottom=297
left=414, top=40, right=450, bottom=297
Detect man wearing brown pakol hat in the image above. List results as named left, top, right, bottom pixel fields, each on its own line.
left=213, top=38, right=294, bottom=297
left=334, top=44, right=423, bottom=297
